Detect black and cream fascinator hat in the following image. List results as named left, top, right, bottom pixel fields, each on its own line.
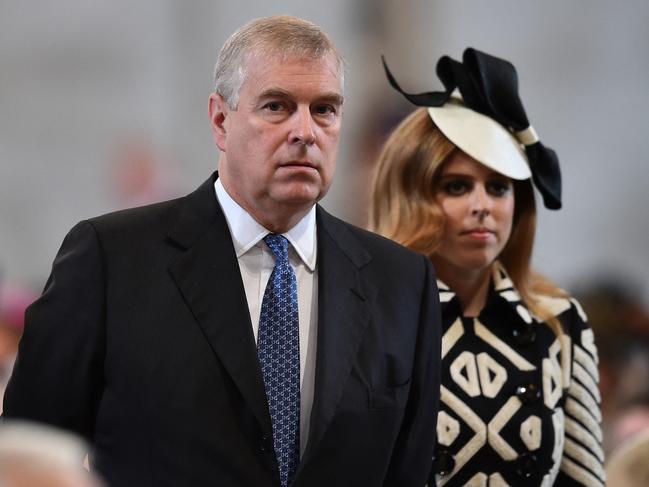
left=382, top=48, right=562, bottom=210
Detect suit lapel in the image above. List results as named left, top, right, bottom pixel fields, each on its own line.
left=164, top=183, right=376, bottom=462
left=302, top=207, right=375, bottom=460
left=166, top=174, right=272, bottom=434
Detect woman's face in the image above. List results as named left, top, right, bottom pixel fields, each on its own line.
left=433, top=150, right=515, bottom=273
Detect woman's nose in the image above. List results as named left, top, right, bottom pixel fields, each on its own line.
left=470, top=184, right=492, bottom=217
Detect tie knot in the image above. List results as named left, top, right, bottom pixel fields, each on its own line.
left=264, top=234, right=290, bottom=263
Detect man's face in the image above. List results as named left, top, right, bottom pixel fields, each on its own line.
left=209, top=52, right=343, bottom=230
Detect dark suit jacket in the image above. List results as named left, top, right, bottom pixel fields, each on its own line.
left=4, top=173, right=441, bottom=487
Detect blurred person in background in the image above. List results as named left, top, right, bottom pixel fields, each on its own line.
left=370, top=48, right=604, bottom=485
left=605, top=341, right=649, bottom=451
left=605, top=426, right=649, bottom=487
left=0, top=421, right=104, bottom=487
left=3, top=15, right=441, bottom=487
left=575, top=280, right=649, bottom=453
left=0, top=282, right=37, bottom=414
left=108, top=136, right=176, bottom=208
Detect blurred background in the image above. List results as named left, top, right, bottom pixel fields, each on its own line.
left=1, top=0, right=648, bottom=461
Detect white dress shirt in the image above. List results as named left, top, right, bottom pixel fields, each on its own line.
left=214, top=179, right=318, bottom=456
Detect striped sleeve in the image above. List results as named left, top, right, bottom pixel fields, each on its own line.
left=556, top=298, right=606, bottom=486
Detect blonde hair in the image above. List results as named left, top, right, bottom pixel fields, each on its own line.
left=369, top=107, right=566, bottom=335
left=213, top=15, right=344, bottom=108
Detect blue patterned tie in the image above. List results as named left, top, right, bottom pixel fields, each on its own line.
left=258, top=234, right=300, bottom=487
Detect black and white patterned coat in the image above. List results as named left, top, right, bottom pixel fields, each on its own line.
left=430, top=263, right=605, bottom=486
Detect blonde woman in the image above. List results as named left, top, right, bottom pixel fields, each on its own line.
left=370, top=49, right=604, bottom=486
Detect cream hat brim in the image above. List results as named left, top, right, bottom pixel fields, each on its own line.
left=428, top=98, right=532, bottom=180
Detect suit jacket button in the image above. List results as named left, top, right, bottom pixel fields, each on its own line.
left=515, top=452, right=538, bottom=478
left=516, top=383, right=541, bottom=404
left=259, top=435, right=273, bottom=453
left=512, top=324, right=536, bottom=346
left=431, top=449, right=455, bottom=476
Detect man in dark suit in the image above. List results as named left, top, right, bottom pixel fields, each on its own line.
left=4, top=16, right=441, bottom=487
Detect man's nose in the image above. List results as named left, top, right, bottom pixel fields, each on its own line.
left=289, top=107, right=316, bottom=146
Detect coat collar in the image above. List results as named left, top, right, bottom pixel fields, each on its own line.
left=437, top=261, right=532, bottom=323
left=299, top=207, right=375, bottom=464
left=166, top=172, right=272, bottom=435
left=437, top=261, right=571, bottom=322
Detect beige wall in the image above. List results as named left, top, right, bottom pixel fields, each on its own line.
left=1, top=0, right=648, bottom=303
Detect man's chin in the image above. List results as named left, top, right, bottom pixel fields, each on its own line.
left=272, top=184, right=326, bottom=208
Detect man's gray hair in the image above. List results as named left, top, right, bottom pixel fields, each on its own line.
left=213, top=16, right=344, bottom=109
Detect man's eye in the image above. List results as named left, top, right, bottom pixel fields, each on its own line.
left=487, top=180, right=512, bottom=196
left=443, top=180, right=469, bottom=195
left=314, top=105, right=336, bottom=116
left=264, top=102, right=285, bottom=112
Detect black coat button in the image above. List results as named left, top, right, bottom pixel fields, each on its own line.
left=431, top=449, right=455, bottom=476
left=515, top=452, right=538, bottom=478
left=512, top=324, right=536, bottom=346
left=516, top=383, right=541, bottom=404
left=259, top=434, right=274, bottom=453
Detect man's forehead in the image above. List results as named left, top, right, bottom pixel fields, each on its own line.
left=242, top=54, right=343, bottom=100
left=246, top=48, right=341, bottom=71
left=256, top=87, right=344, bottom=104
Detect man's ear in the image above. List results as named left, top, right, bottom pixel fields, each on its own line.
left=208, top=93, right=229, bottom=152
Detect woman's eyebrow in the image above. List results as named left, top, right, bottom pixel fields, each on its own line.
left=438, top=172, right=472, bottom=178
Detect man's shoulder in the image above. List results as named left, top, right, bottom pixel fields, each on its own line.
left=85, top=196, right=184, bottom=236
left=85, top=173, right=218, bottom=239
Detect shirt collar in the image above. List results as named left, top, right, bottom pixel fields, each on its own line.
left=214, top=178, right=317, bottom=271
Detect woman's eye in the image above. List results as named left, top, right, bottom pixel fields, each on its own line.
left=443, top=180, right=469, bottom=195
left=487, top=180, right=512, bottom=196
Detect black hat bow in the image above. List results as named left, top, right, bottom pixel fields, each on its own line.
left=382, top=48, right=562, bottom=210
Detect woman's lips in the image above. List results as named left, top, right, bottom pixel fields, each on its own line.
left=461, top=228, right=495, bottom=240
